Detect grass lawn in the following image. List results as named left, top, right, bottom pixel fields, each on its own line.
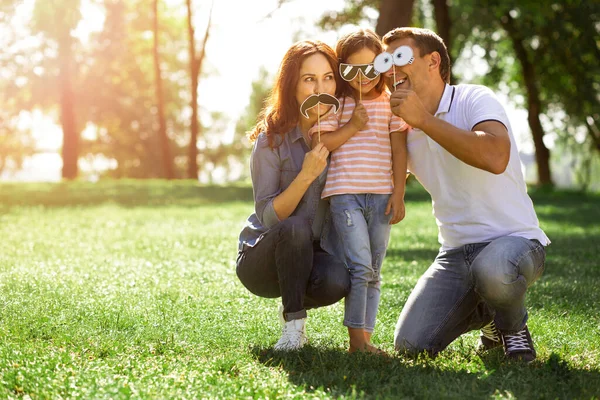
left=0, top=180, right=598, bottom=399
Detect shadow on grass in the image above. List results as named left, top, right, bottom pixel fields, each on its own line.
left=251, top=345, right=600, bottom=398
left=0, top=180, right=254, bottom=209
left=531, top=188, right=600, bottom=228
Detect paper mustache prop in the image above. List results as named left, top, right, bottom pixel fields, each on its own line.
left=299, top=93, right=340, bottom=143
left=373, top=45, right=414, bottom=90
left=300, top=93, right=340, bottom=119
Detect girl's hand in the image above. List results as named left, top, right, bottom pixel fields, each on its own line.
left=299, top=142, right=329, bottom=182
left=349, top=103, right=369, bottom=131
left=385, top=192, right=406, bottom=224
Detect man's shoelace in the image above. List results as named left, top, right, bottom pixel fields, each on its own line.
left=503, top=330, right=531, bottom=352
left=481, top=321, right=501, bottom=342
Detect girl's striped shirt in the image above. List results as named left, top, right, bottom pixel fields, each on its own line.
left=308, top=91, right=407, bottom=198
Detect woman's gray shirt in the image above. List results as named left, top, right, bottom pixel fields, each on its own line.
left=237, top=126, right=338, bottom=255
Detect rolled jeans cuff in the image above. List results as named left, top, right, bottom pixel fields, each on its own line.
left=285, top=309, right=307, bottom=321
left=344, top=320, right=374, bottom=333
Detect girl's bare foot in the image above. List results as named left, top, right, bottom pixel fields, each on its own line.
left=349, top=342, right=387, bottom=354
left=348, top=327, right=387, bottom=354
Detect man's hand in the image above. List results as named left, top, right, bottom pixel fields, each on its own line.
left=349, top=103, right=369, bottom=131
left=390, top=89, right=430, bottom=129
left=299, top=142, right=329, bottom=182
left=385, top=191, right=406, bottom=225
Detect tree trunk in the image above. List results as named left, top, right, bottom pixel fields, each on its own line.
left=432, top=0, right=454, bottom=83
left=501, top=13, right=552, bottom=186
left=584, top=119, right=600, bottom=152
left=58, top=35, right=78, bottom=180
left=152, top=0, right=174, bottom=179
left=186, top=0, right=199, bottom=180
left=376, top=0, right=415, bottom=37
left=186, top=0, right=212, bottom=180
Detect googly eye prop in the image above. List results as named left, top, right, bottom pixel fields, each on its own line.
left=300, top=93, right=340, bottom=143
left=373, top=45, right=414, bottom=91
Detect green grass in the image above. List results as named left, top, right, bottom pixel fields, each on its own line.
left=0, top=180, right=598, bottom=399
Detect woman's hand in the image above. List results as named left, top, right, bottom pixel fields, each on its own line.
left=349, top=103, right=369, bottom=131
left=299, top=142, right=329, bottom=182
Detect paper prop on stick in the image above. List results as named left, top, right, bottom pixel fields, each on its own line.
left=373, top=45, right=414, bottom=91
left=339, top=62, right=380, bottom=103
left=300, top=93, right=340, bottom=143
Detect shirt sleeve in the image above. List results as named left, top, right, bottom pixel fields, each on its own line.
left=250, top=133, right=282, bottom=229
left=390, top=113, right=408, bottom=133
left=307, top=108, right=340, bottom=140
left=466, top=86, right=510, bottom=131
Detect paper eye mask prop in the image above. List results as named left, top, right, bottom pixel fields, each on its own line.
left=373, top=45, right=415, bottom=73
left=300, top=93, right=340, bottom=119
left=339, top=63, right=380, bottom=81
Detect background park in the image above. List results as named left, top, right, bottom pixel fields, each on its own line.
left=1, top=0, right=599, bottom=398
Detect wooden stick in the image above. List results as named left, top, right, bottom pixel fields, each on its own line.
left=359, top=73, right=362, bottom=102
left=317, top=103, right=321, bottom=143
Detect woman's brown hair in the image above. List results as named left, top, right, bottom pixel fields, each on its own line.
left=335, top=29, right=387, bottom=100
left=248, top=40, right=341, bottom=146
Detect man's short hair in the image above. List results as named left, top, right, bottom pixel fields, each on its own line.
left=382, top=27, right=451, bottom=83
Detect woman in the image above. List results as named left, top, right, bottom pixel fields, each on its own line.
left=236, top=40, right=350, bottom=351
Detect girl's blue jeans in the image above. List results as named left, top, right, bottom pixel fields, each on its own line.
left=330, top=193, right=392, bottom=333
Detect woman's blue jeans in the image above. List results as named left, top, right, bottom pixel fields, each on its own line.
left=236, top=216, right=350, bottom=322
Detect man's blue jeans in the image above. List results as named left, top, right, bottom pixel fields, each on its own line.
left=394, top=236, right=546, bottom=356
left=330, top=193, right=392, bottom=333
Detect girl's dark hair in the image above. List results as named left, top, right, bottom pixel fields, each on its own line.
left=335, top=29, right=386, bottom=100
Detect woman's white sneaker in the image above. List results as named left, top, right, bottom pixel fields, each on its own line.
left=274, top=318, right=307, bottom=351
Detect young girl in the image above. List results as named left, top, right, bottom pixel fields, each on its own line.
left=309, top=29, right=408, bottom=353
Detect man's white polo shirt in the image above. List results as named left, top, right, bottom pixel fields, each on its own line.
left=406, top=83, right=550, bottom=250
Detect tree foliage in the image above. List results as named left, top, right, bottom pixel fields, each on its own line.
left=80, top=0, right=189, bottom=178
left=319, top=0, right=599, bottom=187
left=1, top=0, right=598, bottom=186
left=451, top=0, right=600, bottom=185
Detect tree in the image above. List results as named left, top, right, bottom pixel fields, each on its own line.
left=319, top=1, right=450, bottom=67
left=152, top=0, right=174, bottom=179
left=0, top=111, right=35, bottom=176
left=499, top=11, right=551, bottom=185
left=321, top=0, right=600, bottom=186
left=229, top=68, right=273, bottom=181
left=319, top=0, right=378, bottom=31
left=376, top=0, right=414, bottom=36
left=186, top=0, right=213, bottom=180
left=432, top=0, right=452, bottom=81
left=452, top=0, right=600, bottom=186
left=235, top=68, right=272, bottom=140
left=0, top=1, right=35, bottom=175
left=31, top=0, right=83, bottom=179
left=81, top=0, right=188, bottom=178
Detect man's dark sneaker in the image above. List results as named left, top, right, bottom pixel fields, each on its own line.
left=478, top=320, right=502, bottom=352
left=501, top=325, right=536, bottom=362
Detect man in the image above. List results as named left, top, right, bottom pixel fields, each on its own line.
left=382, top=27, right=550, bottom=362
